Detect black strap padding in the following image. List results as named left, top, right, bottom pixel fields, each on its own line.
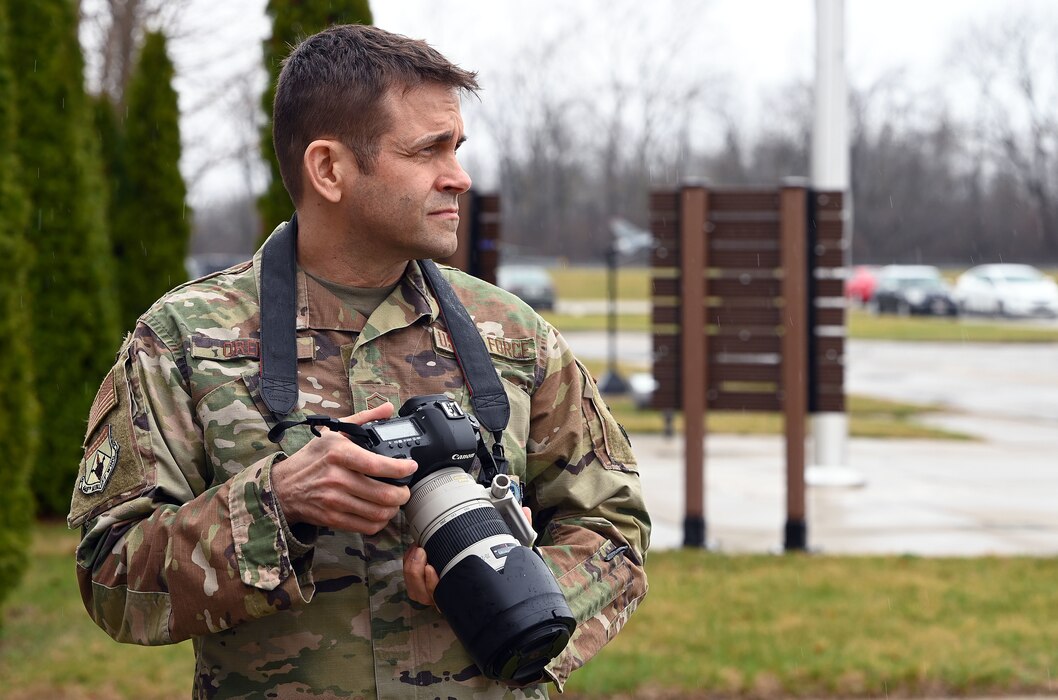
left=419, top=259, right=510, bottom=435
left=259, top=215, right=300, bottom=416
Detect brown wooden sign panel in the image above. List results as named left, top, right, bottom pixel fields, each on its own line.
left=710, top=393, right=782, bottom=412
left=650, top=185, right=846, bottom=413
left=648, top=183, right=847, bottom=550
left=709, top=190, right=780, bottom=212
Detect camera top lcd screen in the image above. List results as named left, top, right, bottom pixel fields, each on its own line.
left=373, top=419, right=422, bottom=442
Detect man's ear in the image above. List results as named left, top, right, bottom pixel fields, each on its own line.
left=303, top=139, right=354, bottom=203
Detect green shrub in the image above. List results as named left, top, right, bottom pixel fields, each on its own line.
left=110, top=31, right=190, bottom=332
left=10, top=0, right=120, bottom=516
left=0, top=0, right=39, bottom=616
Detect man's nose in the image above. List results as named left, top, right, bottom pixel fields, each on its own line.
left=440, top=156, right=472, bottom=194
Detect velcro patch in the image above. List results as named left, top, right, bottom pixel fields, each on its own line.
left=190, top=336, right=315, bottom=360
left=79, top=424, right=120, bottom=494
left=191, top=337, right=260, bottom=360
left=433, top=327, right=536, bottom=363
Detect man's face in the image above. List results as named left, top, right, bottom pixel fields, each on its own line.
left=342, top=83, right=472, bottom=262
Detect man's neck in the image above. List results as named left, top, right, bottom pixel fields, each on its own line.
left=296, top=208, right=408, bottom=287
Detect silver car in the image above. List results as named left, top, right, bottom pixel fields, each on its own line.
left=953, top=264, right=1058, bottom=317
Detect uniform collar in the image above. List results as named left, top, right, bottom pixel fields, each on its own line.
left=253, top=224, right=441, bottom=334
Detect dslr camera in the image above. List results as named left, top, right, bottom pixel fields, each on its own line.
left=269, top=394, right=575, bottom=684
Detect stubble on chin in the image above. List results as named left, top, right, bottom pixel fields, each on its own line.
left=423, top=223, right=459, bottom=260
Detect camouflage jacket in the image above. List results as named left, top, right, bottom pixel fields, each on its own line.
left=70, top=238, right=650, bottom=700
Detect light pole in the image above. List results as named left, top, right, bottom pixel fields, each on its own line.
left=808, top=0, right=864, bottom=487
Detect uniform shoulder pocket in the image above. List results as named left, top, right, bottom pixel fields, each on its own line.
left=69, top=351, right=150, bottom=528
left=575, top=360, right=637, bottom=472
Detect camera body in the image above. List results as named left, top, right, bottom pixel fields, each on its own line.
left=358, top=395, right=479, bottom=486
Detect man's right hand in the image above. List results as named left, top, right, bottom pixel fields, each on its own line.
left=271, top=403, right=418, bottom=534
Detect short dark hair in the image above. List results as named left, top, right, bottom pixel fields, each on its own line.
left=272, top=24, right=480, bottom=204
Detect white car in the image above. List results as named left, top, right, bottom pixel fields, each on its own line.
left=953, top=264, right=1058, bottom=317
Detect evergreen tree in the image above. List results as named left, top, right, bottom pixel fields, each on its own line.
left=94, top=94, right=127, bottom=271
left=9, top=0, right=120, bottom=516
left=111, top=31, right=190, bottom=333
left=258, top=0, right=373, bottom=242
left=0, top=0, right=40, bottom=613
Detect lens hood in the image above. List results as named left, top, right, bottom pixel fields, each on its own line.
left=433, top=545, right=575, bottom=684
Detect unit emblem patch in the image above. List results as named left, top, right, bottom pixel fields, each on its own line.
left=79, top=424, right=121, bottom=495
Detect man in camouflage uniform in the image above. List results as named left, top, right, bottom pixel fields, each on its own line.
left=70, top=24, right=649, bottom=699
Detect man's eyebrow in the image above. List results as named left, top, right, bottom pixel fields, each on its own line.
left=410, top=131, right=467, bottom=150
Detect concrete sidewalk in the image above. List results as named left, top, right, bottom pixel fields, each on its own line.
left=633, top=413, right=1058, bottom=555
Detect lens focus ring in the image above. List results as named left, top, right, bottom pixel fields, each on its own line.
left=423, top=506, right=513, bottom=573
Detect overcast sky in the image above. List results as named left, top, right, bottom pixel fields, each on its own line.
left=162, top=0, right=1058, bottom=205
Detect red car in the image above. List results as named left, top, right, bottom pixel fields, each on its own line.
left=845, top=265, right=880, bottom=304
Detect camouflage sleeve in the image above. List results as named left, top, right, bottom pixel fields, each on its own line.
left=68, top=322, right=316, bottom=645
left=524, top=322, right=650, bottom=690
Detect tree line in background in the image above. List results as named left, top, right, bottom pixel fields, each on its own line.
left=481, top=8, right=1058, bottom=266
left=258, top=0, right=373, bottom=241
left=192, top=4, right=1058, bottom=267
left=0, top=0, right=373, bottom=628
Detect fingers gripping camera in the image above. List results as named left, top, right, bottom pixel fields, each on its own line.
left=269, top=395, right=575, bottom=684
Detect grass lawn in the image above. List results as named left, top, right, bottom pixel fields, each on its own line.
left=565, top=551, right=1058, bottom=698
left=0, top=523, right=194, bottom=700
left=544, top=306, right=1058, bottom=341
left=545, top=266, right=1058, bottom=342
left=5, top=525, right=1057, bottom=699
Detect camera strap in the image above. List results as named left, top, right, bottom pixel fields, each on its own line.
left=419, top=259, right=510, bottom=476
left=258, top=215, right=510, bottom=474
left=259, top=214, right=299, bottom=416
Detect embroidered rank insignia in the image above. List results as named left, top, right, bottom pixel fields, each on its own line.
left=79, top=424, right=121, bottom=495
left=365, top=392, right=392, bottom=410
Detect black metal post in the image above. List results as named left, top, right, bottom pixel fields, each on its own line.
left=599, top=242, right=628, bottom=394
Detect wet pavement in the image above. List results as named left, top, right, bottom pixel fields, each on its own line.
left=633, top=426, right=1058, bottom=555
left=563, top=331, right=1058, bottom=556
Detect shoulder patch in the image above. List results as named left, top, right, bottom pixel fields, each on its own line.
left=69, top=355, right=150, bottom=528
left=79, top=425, right=120, bottom=494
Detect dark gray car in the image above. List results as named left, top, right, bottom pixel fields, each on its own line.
left=496, top=264, right=556, bottom=311
left=871, top=265, right=958, bottom=316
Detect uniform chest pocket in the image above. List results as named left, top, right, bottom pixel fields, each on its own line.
left=196, top=371, right=306, bottom=484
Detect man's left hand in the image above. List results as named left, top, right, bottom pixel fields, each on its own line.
left=403, top=506, right=533, bottom=607
left=403, top=546, right=440, bottom=606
